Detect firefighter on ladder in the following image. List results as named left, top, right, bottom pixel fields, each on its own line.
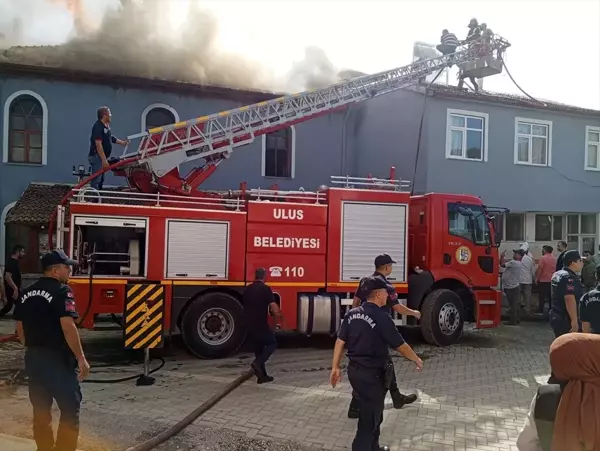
left=347, top=254, right=420, bottom=418
left=458, top=17, right=482, bottom=91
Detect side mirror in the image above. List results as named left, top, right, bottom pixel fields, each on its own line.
left=494, top=231, right=502, bottom=247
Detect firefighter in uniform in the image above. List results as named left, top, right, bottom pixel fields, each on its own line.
left=347, top=254, right=420, bottom=418
left=330, top=276, right=423, bottom=451
left=14, top=250, right=91, bottom=451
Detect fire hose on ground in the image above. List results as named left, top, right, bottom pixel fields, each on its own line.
left=123, top=369, right=254, bottom=451
left=0, top=349, right=254, bottom=451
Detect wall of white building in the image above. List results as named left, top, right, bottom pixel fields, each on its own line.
left=497, top=212, right=600, bottom=260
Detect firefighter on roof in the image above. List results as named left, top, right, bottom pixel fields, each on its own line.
left=347, top=254, right=420, bottom=418
left=330, top=276, right=423, bottom=451
left=14, top=250, right=91, bottom=451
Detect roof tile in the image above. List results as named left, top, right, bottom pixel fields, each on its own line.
left=6, top=183, right=72, bottom=224
left=421, top=83, right=600, bottom=116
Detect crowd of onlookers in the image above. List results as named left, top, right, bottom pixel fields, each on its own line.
left=500, top=240, right=600, bottom=324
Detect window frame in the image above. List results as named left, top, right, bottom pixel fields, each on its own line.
left=140, top=103, right=180, bottom=133
left=513, top=117, right=553, bottom=167
left=504, top=212, right=526, bottom=242
left=261, top=125, right=296, bottom=179
left=534, top=214, right=565, bottom=242
left=584, top=125, right=600, bottom=172
left=2, top=90, right=48, bottom=166
left=447, top=202, right=491, bottom=246
left=445, top=108, right=489, bottom=162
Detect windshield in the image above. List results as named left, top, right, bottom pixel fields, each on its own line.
left=448, top=203, right=491, bottom=246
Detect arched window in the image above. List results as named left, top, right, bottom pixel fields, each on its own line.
left=262, top=126, right=296, bottom=179
left=141, top=104, right=179, bottom=131
left=5, top=93, right=45, bottom=164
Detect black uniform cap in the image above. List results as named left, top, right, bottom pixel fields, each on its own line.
left=364, top=276, right=389, bottom=295
left=41, top=250, right=77, bottom=270
left=374, top=254, right=396, bottom=267
left=563, top=250, right=582, bottom=267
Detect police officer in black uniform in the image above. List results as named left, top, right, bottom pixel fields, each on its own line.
left=550, top=249, right=584, bottom=338
left=14, top=250, right=91, bottom=451
left=579, top=264, right=600, bottom=334
left=330, top=277, right=423, bottom=451
left=347, top=254, right=420, bottom=418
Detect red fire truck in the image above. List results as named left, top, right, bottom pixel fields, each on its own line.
left=49, top=34, right=511, bottom=358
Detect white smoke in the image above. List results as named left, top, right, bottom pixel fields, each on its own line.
left=0, top=0, right=349, bottom=92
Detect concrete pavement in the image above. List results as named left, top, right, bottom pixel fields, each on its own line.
left=0, top=433, right=84, bottom=451
left=1, top=320, right=552, bottom=451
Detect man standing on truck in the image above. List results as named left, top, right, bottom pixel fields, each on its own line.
left=243, top=267, right=284, bottom=384
left=89, top=106, right=129, bottom=191
left=347, top=254, right=420, bottom=419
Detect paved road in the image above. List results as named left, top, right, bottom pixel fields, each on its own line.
left=0, top=320, right=553, bottom=451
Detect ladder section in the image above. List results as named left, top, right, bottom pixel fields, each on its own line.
left=122, top=35, right=511, bottom=169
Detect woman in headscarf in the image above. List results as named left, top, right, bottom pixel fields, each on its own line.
left=517, top=333, right=600, bottom=451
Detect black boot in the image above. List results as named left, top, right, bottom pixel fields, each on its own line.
left=251, top=360, right=267, bottom=382
left=376, top=447, right=390, bottom=451
left=391, top=391, right=418, bottom=409
left=257, top=362, right=274, bottom=384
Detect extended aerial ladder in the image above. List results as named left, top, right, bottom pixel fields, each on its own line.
left=109, top=34, right=510, bottom=196
left=49, top=33, right=513, bottom=248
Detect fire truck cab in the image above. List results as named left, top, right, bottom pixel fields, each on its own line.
left=57, top=173, right=502, bottom=358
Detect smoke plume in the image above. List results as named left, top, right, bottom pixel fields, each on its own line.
left=0, top=0, right=351, bottom=93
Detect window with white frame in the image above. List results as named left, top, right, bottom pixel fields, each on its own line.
left=261, top=126, right=296, bottom=178
left=3, top=90, right=48, bottom=165
left=585, top=126, right=600, bottom=171
left=567, top=214, right=597, bottom=254
left=141, top=103, right=179, bottom=133
left=505, top=213, right=525, bottom=241
left=535, top=214, right=564, bottom=242
left=515, top=118, right=552, bottom=166
left=446, top=109, right=488, bottom=161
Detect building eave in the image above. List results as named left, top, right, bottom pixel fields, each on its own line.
left=412, top=84, right=600, bottom=118
left=0, top=61, right=283, bottom=104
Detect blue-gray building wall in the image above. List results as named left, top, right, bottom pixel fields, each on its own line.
left=2, top=73, right=600, bottom=219
left=0, top=76, right=347, bottom=213
left=422, top=95, right=600, bottom=213
left=350, top=89, right=429, bottom=193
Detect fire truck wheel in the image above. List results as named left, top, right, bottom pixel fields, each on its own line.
left=181, top=293, right=245, bottom=359
left=420, top=289, right=464, bottom=346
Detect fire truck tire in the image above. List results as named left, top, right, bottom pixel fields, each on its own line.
left=420, top=289, right=464, bottom=347
left=181, top=293, right=245, bottom=359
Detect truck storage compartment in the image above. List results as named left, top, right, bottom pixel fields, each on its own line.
left=166, top=220, right=229, bottom=279
left=341, top=202, right=408, bottom=282
left=297, top=294, right=341, bottom=335
left=71, top=216, right=147, bottom=277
